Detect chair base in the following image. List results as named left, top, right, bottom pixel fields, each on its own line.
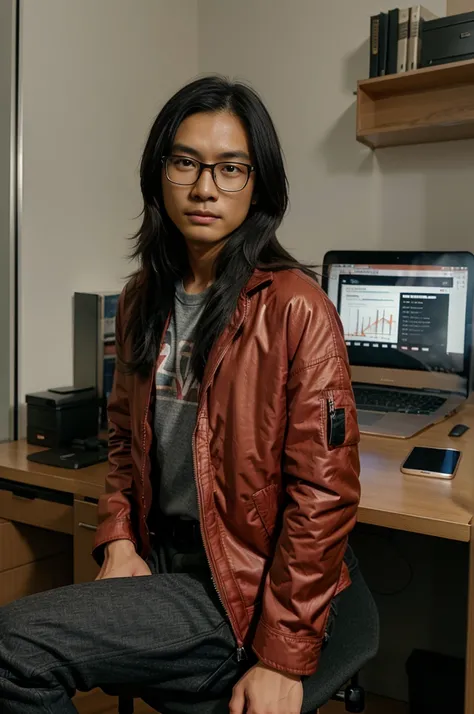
left=332, top=674, right=365, bottom=713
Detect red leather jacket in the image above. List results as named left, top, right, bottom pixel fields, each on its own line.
left=94, top=268, right=361, bottom=676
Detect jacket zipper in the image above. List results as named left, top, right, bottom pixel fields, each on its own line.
left=139, top=381, right=153, bottom=539
left=328, top=395, right=335, bottom=418
left=192, top=425, right=247, bottom=662
left=192, top=297, right=248, bottom=662
left=328, top=394, right=335, bottom=447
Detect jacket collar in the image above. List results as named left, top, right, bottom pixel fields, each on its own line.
left=244, top=269, right=273, bottom=295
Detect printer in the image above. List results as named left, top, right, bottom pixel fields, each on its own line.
left=26, top=386, right=99, bottom=448
left=421, top=11, right=474, bottom=67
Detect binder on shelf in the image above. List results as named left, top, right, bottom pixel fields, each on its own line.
left=378, top=12, right=389, bottom=75
left=370, top=14, right=381, bottom=77
left=408, top=5, right=438, bottom=71
left=397, top=8, right=410, bottom=72
left=387, top=8, right=400, bottom=74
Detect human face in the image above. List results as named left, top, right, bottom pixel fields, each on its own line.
left=162, top=111, right=255, bottom=245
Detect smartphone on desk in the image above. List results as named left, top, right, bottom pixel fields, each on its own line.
left=401, top=446, right=461, bottom=480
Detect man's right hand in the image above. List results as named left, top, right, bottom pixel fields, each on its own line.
left=96, top=539, right=152, bottom=580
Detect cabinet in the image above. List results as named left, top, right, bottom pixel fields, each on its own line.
left=74, top=498, right=100, bottom=583
left=0, top=477, right=73, bottom=533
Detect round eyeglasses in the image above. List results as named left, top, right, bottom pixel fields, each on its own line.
left=162, top=155, right=255, bottom=193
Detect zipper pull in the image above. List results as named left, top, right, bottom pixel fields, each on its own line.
left=327, top=396, right=346, bottom=448
left=327, top=397, right=335, bottom=446
left=328, top=397, right=335, bottom=417
left=236, top=647, right=247, bottom=663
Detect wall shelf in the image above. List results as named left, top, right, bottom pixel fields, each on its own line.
left=357, top=58, right=474, bottom=149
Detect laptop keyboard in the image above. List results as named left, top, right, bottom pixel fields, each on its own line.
left=353, top=386, right=447, bottom=415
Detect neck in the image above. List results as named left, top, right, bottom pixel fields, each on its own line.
left=184, top=239, right=225, bottom=293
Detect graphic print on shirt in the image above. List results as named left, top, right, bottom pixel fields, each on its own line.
left=156, top=328, right=199, bottom=404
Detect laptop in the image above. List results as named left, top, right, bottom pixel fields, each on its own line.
left=322, top=251, right=474, bottom=438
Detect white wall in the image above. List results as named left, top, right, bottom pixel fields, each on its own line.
left=199, top=0, right=382, bottom=264
left=19, top=0, right=198, bottom=407
left=448, top=0, right=474, bottom=12
left=198, top=0, right=474, bottom=263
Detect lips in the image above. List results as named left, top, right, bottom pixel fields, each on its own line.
left=186, top=211, right=220, bottom=225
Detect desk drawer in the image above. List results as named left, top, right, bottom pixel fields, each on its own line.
left=74, top=498, right=100, bottom=583
left=0, top=478, right=73, bottom=534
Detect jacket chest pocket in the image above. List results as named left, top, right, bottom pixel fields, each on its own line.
left=321, top=389, right=360, bottom=450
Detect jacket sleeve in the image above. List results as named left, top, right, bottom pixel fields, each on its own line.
left=93, top=289, right=137, bottom=564
left=252, top=288, right=361, bottom=676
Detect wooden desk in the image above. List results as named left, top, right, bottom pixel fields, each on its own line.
left=359, top=406, right=474, bottom=542
left=0, top=406, right=473, bottom=712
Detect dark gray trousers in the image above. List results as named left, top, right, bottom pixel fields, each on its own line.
left=0, top=539, right=344, bottom=714
left=0, top=541, right=245, bottom=714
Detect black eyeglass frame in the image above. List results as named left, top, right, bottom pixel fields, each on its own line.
left=161, top=155, right=256, bottom=193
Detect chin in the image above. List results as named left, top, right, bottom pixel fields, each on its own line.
left=182, top=228, right=228, bottom=245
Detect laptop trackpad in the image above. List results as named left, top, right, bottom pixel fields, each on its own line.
left=357, top=410, right=385, bottom=427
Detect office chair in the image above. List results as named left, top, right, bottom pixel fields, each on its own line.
left=117, top=566, right=379, bottom=714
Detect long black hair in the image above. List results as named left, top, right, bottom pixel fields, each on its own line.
left=125, top=75, right=313, bottom=381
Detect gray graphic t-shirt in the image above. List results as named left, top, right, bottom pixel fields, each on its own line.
left=155, top=281, right=210, bottom=521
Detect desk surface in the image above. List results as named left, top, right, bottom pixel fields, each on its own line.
left=358, top=405, right=474, bottom=542
left=0, top=407, right=473, bottom=542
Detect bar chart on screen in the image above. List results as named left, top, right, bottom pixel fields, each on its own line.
left=346, top=306, right=398, bottom=343
left=338, top=286, right=401, bottom=345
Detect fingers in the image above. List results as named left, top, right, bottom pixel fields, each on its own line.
left=133, top=563, right=152, bottom=577
left=229, top=683, right=246, bottom=714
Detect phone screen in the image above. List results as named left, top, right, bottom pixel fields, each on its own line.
left=402, top=447, right=461, bottom=475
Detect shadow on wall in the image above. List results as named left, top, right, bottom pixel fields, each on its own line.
left=320, top=102, right=374, bottom=176
left=320, top=32, right=474, bottom=255
left=343, top=38, right=370, bottom=93
left=377, top=140, right=474, bottom=252
left=319, top=38, right=374, bottom=176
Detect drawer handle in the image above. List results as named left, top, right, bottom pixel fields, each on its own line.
left=78, top=522, right=97, bottom=532
left=12, top=490, right=36, bottom=501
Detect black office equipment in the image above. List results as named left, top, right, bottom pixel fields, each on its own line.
left=421, top=11, right=474, bottom=68
left=27, top=440, right=108, bottom=470
left=26, top=386, right=98, bottom=448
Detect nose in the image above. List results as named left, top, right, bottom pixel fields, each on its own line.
left=190, top=166, right=218, bottom=202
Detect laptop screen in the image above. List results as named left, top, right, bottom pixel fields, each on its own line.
left=326, top=262, right=470, bottom=376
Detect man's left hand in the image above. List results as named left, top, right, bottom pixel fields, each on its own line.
left=229, top=661, right=303, bottom=714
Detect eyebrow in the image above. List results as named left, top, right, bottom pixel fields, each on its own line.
left=171, top=143, right=251, bottom=162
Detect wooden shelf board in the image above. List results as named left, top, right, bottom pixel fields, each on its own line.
left=358, top=119, right=474, bottom=149
left=358, top=58, right=474, bottom=98
left=356, top=58, right=474, bottom=148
